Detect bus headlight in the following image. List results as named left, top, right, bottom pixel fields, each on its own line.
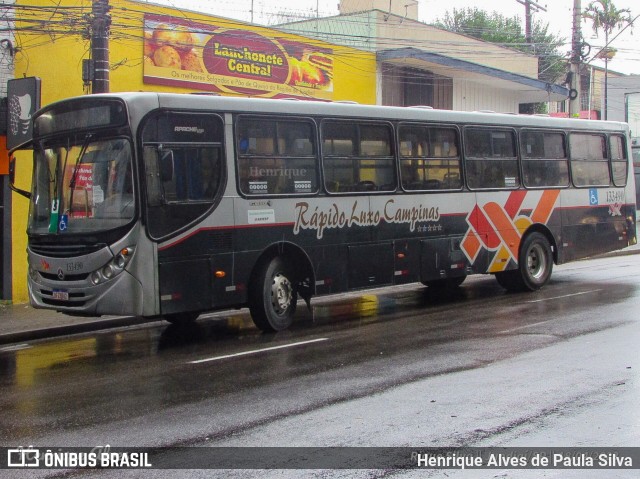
left=91, top=271, right=102, bottom=285
left=90, top=246, right=135, bottom=285
left=102, top=264, right=115, bottom=279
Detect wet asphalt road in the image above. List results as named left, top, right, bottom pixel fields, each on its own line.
left=1, top=254, right=639, bottom=478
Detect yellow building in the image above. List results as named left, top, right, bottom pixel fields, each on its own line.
left=3, top=0, right=377, bottom=303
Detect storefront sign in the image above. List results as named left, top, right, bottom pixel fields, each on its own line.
left=143, top=14, right=334, bottom=99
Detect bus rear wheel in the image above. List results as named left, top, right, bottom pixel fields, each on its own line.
left=249, top=257, right=297, bottom=332
left=496, top=232, right=553, bottom=292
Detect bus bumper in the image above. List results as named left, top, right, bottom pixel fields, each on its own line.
left=27, top=270, right=145, bottom=317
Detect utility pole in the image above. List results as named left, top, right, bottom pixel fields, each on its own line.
left=569, top=0, right=582, bottom=117
left=91, top=0, right=111, bottom=94
left=516, top=0, right=547, bottom=44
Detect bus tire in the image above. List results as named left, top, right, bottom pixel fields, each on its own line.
left=164, top=312, right=199, bottom=325
left=496, top=232, right=553, bottom=292
left=421, top=276, right=466, bottom=289
left=249, top=257, right=297, bottom=332
left=494, top=270, right=520, bottom=291
left=519, top=232, right=553, bottom=291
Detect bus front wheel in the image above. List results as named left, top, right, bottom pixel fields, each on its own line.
left=249, top=257, right=297, bottom=332
left=496, top=232, right=553, bottom=292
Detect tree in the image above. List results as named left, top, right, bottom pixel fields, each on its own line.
left=435, top=7, right=567, bottom=85
left=582, top=0, right=634, bottom=120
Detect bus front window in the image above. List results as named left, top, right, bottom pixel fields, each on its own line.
left=28, top=138, right=135, bottom=234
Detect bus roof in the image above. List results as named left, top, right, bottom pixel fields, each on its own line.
left=42, top=92, right=630, bottom=134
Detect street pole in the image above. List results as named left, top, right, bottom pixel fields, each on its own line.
left=569, top=0, right=582, bottom=117
left=516, top=0, right=547, bottom=45
left=91, top=0, right=111, bottom=94
left=604, top=44, right=608, bottom=120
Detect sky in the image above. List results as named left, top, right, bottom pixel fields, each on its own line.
left=147, top=0, right=640, bottom=76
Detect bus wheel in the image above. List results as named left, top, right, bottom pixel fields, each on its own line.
left=249, top=257, right=297, bottom=332
left=421, top=276, right=466, bottom=289
left=494, top=270, right=520, bottom=291
left=519, top=232, right=553, bottom=290
left=164, top=312, right=199, bottom=325
left=496, top=232, right=553, bottom=292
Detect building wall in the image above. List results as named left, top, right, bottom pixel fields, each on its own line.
left=339, top=0, right=419, bottom=20
left=282, top=10, right=539, bottom=78
left=607, top=75, right=640, bottom=133
left=7, top=0, right=377, bottom=303
left=453, top=78, right=520, bottom=113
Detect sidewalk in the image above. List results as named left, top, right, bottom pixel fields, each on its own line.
left=1, top=233, right=639, bottom=346
left=0, top=303, right=160, bottom=346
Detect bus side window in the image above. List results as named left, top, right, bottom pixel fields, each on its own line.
left=399, top=125, right=461, bottom=191
left=144, top=146, right=163, bottom=207
left=610, top=135, right=628, bottom=187
left=237, top=116, right=318, bottom=196
left=521, top=130, right=568, bottom=188
left=465, top=128, right=518, bottom=189
left=570, top=133, right=609, bottom=187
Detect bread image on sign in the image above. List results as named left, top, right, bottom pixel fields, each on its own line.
left=145, top=23, right=203, bottom=73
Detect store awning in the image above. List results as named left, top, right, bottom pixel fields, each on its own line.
left=378, top=47, right=569, bottom=103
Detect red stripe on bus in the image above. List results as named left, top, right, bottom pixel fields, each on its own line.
left=469, top=205, right=501, bottom=249
left=504, top=190, right=527, bottom=219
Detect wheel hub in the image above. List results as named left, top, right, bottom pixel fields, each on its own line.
left=271, top=273, right=293, bottom=315
left=527, top=244, right=546, bottom=280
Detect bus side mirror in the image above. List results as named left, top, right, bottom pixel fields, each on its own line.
left=8, top=156, right=32, bottom=199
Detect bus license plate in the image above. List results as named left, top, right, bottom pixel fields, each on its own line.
left=52, top=290, right=69, bottom=301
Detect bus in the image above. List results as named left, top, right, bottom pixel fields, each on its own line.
left=10, top=93, right=637, bottom=332
left=633, top=138, right=640, bottom=207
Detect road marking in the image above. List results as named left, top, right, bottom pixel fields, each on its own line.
left=526, top=289, right=602, bottom=303
left=188, top=337, right=330, bottom=364
left=500, top=289, right=604, bottom=333
left=500, top=319, right=555, bottom=333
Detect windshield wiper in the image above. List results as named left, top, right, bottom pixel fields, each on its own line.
left=67, top=134, right=93, bottom=218
left=69, top=134, right=93, bottom=190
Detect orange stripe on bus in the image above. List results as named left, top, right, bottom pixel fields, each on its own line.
left=462, top=230, right=482, bottom=261
left=531, top=190, right=560, bottom=224
left=483, top=202, right=521, bottom=258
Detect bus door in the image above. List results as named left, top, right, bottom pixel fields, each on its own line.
left=142, top=111, right=227, bottom=317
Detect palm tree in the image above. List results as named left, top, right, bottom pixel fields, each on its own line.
left=583, top=0, right=634, bottom=120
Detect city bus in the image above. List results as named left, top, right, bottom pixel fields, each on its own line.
left=633, top=138, right=640, bottom=206
left=10, top=93, right=638, bottom=331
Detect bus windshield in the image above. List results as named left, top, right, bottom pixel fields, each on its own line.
left=28, top=137, right=135, bottom=235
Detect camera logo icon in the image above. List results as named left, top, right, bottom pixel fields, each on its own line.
left=7, top=448, right=40, bottom=467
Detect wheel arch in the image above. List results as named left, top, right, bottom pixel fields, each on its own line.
left=520, top=223, right=558, bottom=265
left=249, top=241, right=316, bottom=301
